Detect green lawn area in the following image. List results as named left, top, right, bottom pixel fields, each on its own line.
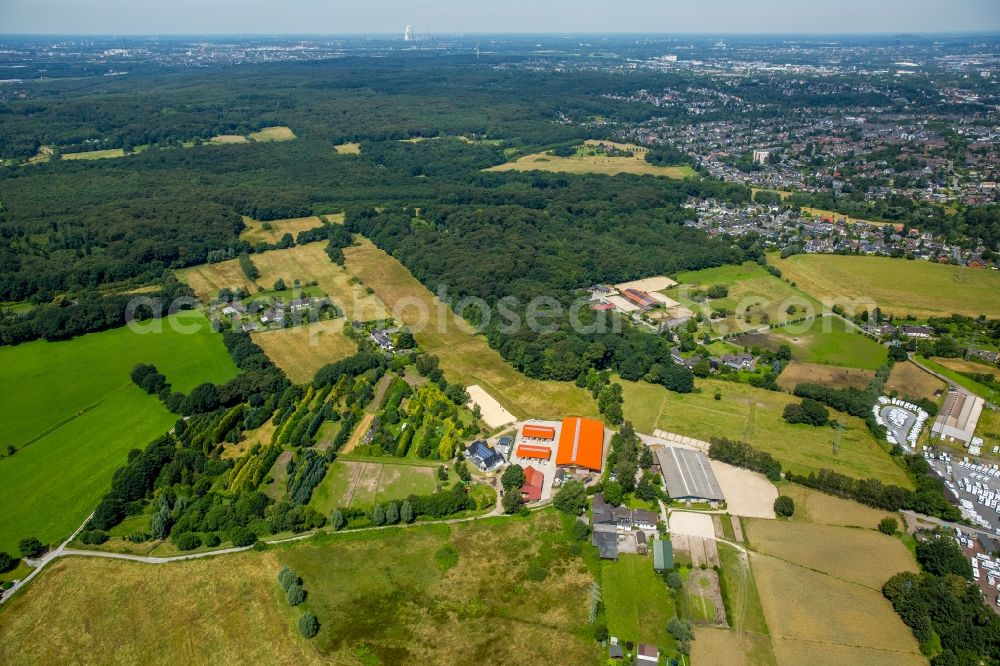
left=0, top=312, right=238, bottom=552
left=764, top=316, right=888, bottom=370
left=666, top=261, right=824, bottom=337
left=309, top=458, right=439, bottom=516
left=620, top=377, right=911, bottom=487
left=919, top=357, right=1000, bottom=405
left=601, top=554, right=678, bottom=651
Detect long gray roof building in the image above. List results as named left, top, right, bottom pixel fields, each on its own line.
left=656, top=447, right=725, bottom=503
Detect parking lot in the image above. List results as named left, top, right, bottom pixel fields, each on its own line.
left=926, top=447, right=1000, bottom=534
left=875, top=397, right=928, bottom=452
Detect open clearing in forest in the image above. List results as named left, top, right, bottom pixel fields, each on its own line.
left=776, top=360, right=874, bottom=391
left=0, top=512, right=601, bottom=666
left=0, top=312, right=238, bottom=553
left=239, top=215, right=327, bottom=245
left=885, top=360, right=946, bottom=402
left=175, top=259, right=257, bottom=302
left=248, top=126, right=296, bottom=142
left=772, top=253, right=1000, bottom=319
left=333, top=142, right=360, bottom=154
left=251, top=319, right=356, bottom=384
left=487, top=140, right=696, bottom=179
left=207, top=134, right=249, bottom=144
left=620, top=377, right=910, bottom=486
left=60, top=148, right=127, bottom=160
left=343, top=239, right=597, bottom=420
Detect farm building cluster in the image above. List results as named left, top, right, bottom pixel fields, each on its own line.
left=217, top=294, right=338, bottom=333
left=464, top=416, right=609, bottom=503
left=587, top=276, right=694, bottom=329
left=591, top=492, right=661, bottom=560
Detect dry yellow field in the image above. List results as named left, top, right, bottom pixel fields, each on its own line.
left=61, top=148, right=127, bottom=160
left=207, top=134, right=249, bottom=144
left=931, top=355, right=999, bottom=375
left=772, top=639, right=927, bottom=666
left=745, top=519, right=916, bottom=590
left=776, top=361, right=873, bottom=392
left=240, top=216, right=327, bottom=245
left=252, top=242, right=389, bottom=322
left=885, top=360, right=947, bottom=402
left=0, top=553, right=314, bottom=666
left=487, top=139, right=695, bottom=179
left=772, top=253, right=1000, bottom=319
left=343, top=239, right=597, bottom=420
left=692, top=627, right=776, bottom=666
left=751, top=552, right=923, bottom=664
left=251, top=319, right=356, bottom=383
left=248, top=126, right=296, bottom=142
left=781, top=485, right=899, bottom=530
left=333, top=142, right=360, bottom=154
left=176, top=259, right=257, bottom=302
left=801, top=207, right=898, bottom=229
left=0, top=513, right=601, bottom=666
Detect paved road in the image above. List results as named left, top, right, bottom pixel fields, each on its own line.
left=0, top=494, right=513, bottom=605
left=901, top=509, right=996, bottom=539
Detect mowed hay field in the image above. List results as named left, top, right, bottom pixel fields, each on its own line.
left=781, top=484, right=899, bottom=529
left=885, top=360, right=946, bottom=402
left=668, top=261, right=824, bottom=334
left=620, top=377, right=910, bottom=486
left=333, top=142, right=360, bottom=154
left=176, top=259, right=257, bottom=302
left=251, top=319, right=356, bottom=383
left=343, top=239, right=597, bottom=420
left=239, top=215, right=327, bottom=245
left=253, top=242, right=389, bottom=322
left=693, top=627, right=776, bottom=666
left=248, top=125, right=296, bottom=142
left=751, top=551, right=923, bottom=665
left=776, top=360, right=874, bottom=392
left=0, top=512, right=602, bottom=665
left=772, top=253, right=1000, bottom=318
left=744, top=519, right=917, bottom=590
left=487, top=140, right=696, bottom=179
left=0, top=312, right=238, bottom=553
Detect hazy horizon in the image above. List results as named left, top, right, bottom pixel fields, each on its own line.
left=2, top=0, right=999, bottom=37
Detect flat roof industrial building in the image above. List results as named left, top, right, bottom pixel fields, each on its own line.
left=656, top=447, right=725, bottom=503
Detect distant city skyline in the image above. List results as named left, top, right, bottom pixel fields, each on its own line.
left=2, top=0, right=999, bottom=36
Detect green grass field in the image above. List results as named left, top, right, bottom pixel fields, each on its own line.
left=309, top=459, right=439, bottom=515
left=759, top=316, right=888, bottom=370
left=620, top=377, right=911, bottom=486
left=772, top=253, right=1000, bottom=319
left=0, top=511, right=602, bottom=665
left=601, top=554, right=678, bottom=651
left=918, top=357, right=1000, bottom=405
left=0, top=312, right=238, bottom=552
left=666, top=261, right=824, bottom=336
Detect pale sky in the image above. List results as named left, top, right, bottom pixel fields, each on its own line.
left=1, top=0, right=998, bottom=35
